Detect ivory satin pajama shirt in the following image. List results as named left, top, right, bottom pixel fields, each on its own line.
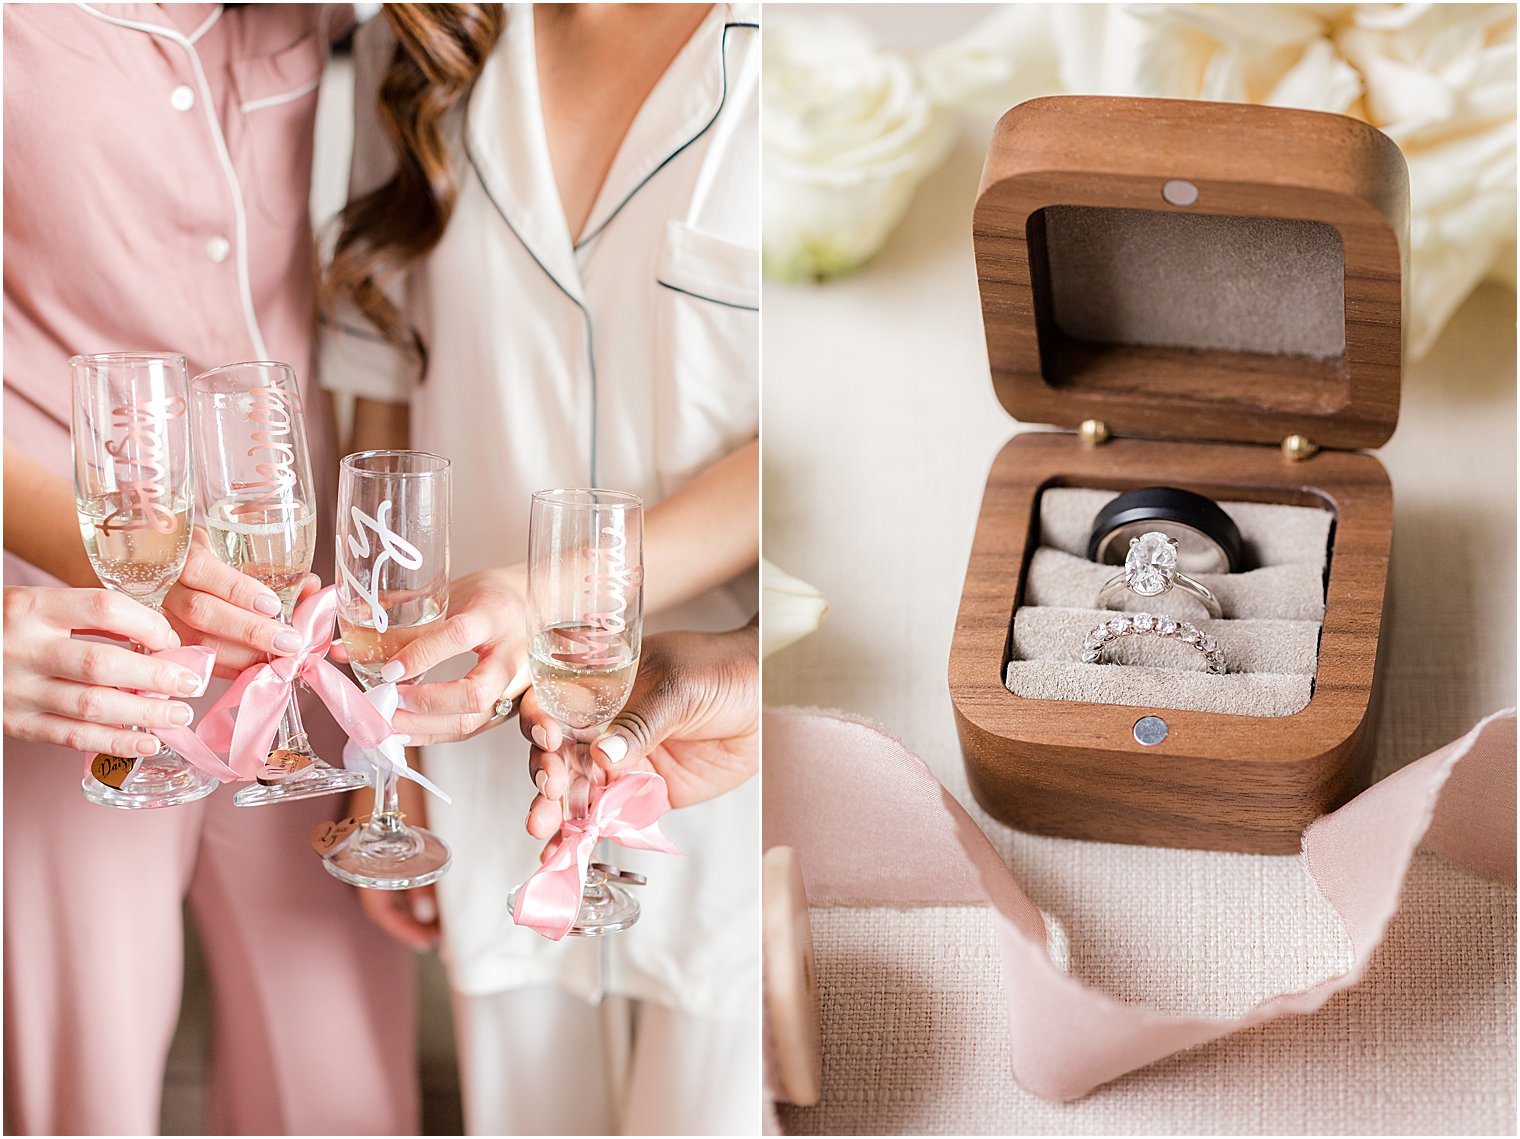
left=322, top=6, right=762, bottom=1133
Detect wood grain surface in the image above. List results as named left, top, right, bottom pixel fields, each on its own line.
left=974, top=96, right=1408, bottom=451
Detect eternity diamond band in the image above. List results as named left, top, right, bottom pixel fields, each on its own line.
left=1081, top=612, right=1227, bottom=675
left=1097, top=531, right=1223, bottom=619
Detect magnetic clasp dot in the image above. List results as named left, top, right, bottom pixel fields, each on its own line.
left=1162, top=179, right=1198, bottom=206
left=170, top=85, right=196, bottom=112
left=205, top=235, right=231, bottom=263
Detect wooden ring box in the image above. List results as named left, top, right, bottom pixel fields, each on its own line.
left=949, top=96, right=1409, bottom=855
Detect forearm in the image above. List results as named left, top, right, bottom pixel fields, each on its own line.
left=3, top=444, right=97, bottom=587
left=347, top=396, right=410, bottom=455
left=643, top=438, right=758, bottom=615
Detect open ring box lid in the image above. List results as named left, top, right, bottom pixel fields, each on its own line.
left=950, top=95, right=1409, bottom=854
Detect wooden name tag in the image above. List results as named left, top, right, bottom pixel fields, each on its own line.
left=258, top=749, right=314, bottom=786
left=310, top=815, right=368, bottom=858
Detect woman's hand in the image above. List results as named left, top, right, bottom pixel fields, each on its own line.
left=522, top=623, right=759, bottom=841
left=3, top=585, right=207, bottom=756
left=162, top=532, right=313, bottom=678
left=387, top=566, right=533, bottom=746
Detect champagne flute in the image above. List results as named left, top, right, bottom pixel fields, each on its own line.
left=511, top=489, right=645, bottom=935
left=70, top=352, right=217, bottom=809
left=328, top=450, right=452, bottom=888
left=188, top=362, right=369, bottom=805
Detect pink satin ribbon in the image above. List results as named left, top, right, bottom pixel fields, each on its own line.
left=80, top=644, right=242, bottom=782
left=197, top=585, right=394, bottom=780
left=764, top=705, right=1516, bottom=1104
left=512, top=770, right=682, bottom=941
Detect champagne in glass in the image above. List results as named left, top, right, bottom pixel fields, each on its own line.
left=189, top=362, right=369, bottom=805
left=328, top=450, right=453, bottom=889
left=512, top=488, right=645, bottom=935
left=70, top=352, right=217, bottom=809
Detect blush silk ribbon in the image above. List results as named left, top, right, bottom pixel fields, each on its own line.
left=83, top=644, right=243, bottom=782
left=512, top=770, right=682, bottom=942
left=340, top=681, right=452, bottom=803
left=197, top=585, right=394, bottom=780
left=763, top=705, right=1517, bottom=1104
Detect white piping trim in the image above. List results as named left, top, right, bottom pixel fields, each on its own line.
left=73, top=3, right=270, bottom=360
left=239, top=77, right=320, bottom=114
left=187, top=4, right=223, bottom=44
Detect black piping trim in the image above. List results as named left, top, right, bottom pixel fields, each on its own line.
left=573, top=21, right=756, bottom=251
left=461, top=16, right=756, bottom=483
left=656, top=280, right=759, bottom=311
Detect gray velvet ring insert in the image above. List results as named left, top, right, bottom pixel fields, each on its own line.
left=1082, top=612, right=1227, bottom=675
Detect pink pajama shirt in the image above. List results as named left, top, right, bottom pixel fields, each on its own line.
left=3, top=5, right=416, bottom=1133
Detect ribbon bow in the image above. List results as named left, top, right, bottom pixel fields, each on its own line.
left=197, top=585, right=394, bottom=780
left=512, top=771, right=682, bottom=941
left=83, top=645, right=242, bottom=782
left=341, top=681, right=452, bottom=803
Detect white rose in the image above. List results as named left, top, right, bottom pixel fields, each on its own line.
left=760, top=560, right=827, bottom=660
left=763, top=14, right=955, bottom=282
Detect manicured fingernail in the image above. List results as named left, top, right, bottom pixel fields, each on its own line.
left=395, top=733, right=411, bottom=746
left=531, top=725, right=549, bottom=750
left=274, top=631, right=301, bottom=654
left=534, top=770, right=548, bottom=794
left=412, top=894, right=437, bottom=924
left=597, top=733, right=629, bottom=765
left=169, top=704, right=193, bottom=726
left=137, top=736, right=163, bottom=756
left=252, top=594, right=282, bottom=617
left=177, top=672, right=202, bottom=695
left=381, top=661, right=406, bottom=683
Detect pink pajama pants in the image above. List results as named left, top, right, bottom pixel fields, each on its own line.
left=3, top=689, right=419, bottom=1136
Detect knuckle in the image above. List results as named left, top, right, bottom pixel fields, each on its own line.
left=86, top=589, right=119, bottom=625
left=61, top=723, right=95, bottom=752
left=617, top=708, right=657, bottom=750
left=78, top=644, right=114, bottom=683
left=75, top=688, right=110, bottom=723
left=181, top=591, right=216, bottom=628
left=235, top=615, right=269, bottom=649
left=4, top=587, right=36, bottom=624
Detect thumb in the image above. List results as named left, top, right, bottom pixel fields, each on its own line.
left=590, top=671, right=687, bottom=771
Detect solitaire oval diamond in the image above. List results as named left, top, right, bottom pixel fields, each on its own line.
left=1124, top=532, right=1178, bottom=597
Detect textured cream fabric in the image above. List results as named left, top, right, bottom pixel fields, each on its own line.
left=762, top=69, right=1517, bottom=1135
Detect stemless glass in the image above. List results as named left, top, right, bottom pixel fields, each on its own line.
left=189, top=362, right=369, bottom=805
left=70, top=352, right=217, bottom=809
left=328, top=450, right=452, bottom=888
left=511, top=488, right=645, bottom=935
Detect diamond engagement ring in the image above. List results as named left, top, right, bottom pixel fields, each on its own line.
left=1097, top=531, right=1223, bottom=619
left=491, top=691, right=516, bottom=721
left=1081, top=612, right=1227, bottom=675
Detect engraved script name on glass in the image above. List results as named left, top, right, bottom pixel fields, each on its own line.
left=229, top=386, right=300, bottom=515
left=103, top=394, right=186, bottom=531
left=531, top=524, right=644, bottom=732
left=341, top=500, right=424, bottom=630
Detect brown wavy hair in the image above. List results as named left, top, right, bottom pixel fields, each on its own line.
left=325, top=4, right=506, bottom=372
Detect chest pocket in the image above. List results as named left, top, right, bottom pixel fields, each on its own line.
left=652, top=221, right=759, bottom=493
left=229, top=33, right=325, bottom=228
